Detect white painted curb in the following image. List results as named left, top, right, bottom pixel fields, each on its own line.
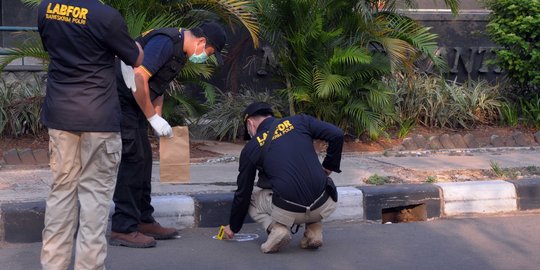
left=437, top=180, right=517, bottom=216
left=325, top=187, right=364, bottom=222
left=152, top=195, right=195, bottom=229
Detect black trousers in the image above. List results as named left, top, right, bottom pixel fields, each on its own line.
left=112, top=85, right=156, bottom=233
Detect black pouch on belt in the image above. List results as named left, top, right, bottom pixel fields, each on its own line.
left=326, top=177, right=338, bottom=202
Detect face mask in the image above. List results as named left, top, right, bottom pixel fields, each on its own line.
left=189, top=43, right=209, bottom=63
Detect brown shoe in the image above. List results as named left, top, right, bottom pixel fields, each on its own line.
left=138, top=222, right=178, bottom=240
left=260, top=223, right=291, bottom=253
left=109, top=231, right=156, bottom=248
left=300, top=222, right=323, bottom=249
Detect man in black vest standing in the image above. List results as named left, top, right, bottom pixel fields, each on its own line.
left=110, top=22, right=227, bottom=248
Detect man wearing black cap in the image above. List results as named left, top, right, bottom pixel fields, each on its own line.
left=222, top=102, right=344, bottom=253
left=110, top=21, right=227, bottom=248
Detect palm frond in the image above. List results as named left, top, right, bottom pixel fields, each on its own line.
left=188, top=0, right=260, bottom=47
left=21, top=0, right=40, bottom=7
left=330, top=47, right=372, bottom=67
left=179, top=61, right=215, bottom=80
left=313, top=69, right=353, bottom=99
left=0, top=33, right=48, bottom=71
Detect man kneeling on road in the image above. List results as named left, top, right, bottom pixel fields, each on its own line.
left=222, top=102, right=344, bottom=253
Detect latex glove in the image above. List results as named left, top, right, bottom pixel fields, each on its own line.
left=148, top=114, right=173, bottom=137
left=120, top=60, right=136, bottom=92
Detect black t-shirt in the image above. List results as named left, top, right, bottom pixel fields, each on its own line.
left=229, top=115, right=344, bottom=233
left=38, top=0, right=139, bottom=132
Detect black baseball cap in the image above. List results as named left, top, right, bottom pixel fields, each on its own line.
left=242, top=102, right=274, bottom=140
left=197, top=21, right=227, bottom=65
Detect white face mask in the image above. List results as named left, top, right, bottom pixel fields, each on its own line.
left=189, top=43, right=209, bottom=63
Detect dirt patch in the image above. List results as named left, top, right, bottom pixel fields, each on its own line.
left=2, top=125, right=537, bottom=159
left=0, top=132, right=222, bottom=160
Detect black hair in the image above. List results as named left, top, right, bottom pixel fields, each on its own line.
left=190, top=27, right=205, bottom=38
left=190, top=27, right=213, bottom=49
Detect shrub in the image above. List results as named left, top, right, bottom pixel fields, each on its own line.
left=365, top=174, right=389, bottom=185
left=0, top=77, right=45, bottom=137
left=485, top=0, right=540, bottom=91
left=389, top=73, right=502, bottom=129
left=194, top=88, right=285, bottom=141
left=519, top=94, right=540, bottom=129
left=425, top=175, right=437, bottom=183
left=499, top=101, right=519, bottom=127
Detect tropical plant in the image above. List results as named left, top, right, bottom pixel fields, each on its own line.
left=5, top=0, right=262, bottom=131
left=194, top=88, right=284, bottom=141
left=253, top=0, right=459, bottom=139
left=0, top=76, right=45, bottom=137
left=390, top=73, right=502, bottom=129
left=520, top=94, right=540, bottom=129
left=397, top=118, right=415, bottom=139
left=499, top=101, right=519, bottom=127
left=485, top=0, right=540, bottom=91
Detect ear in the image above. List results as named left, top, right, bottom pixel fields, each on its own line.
left=247, top=119, right=255, bottom=135
left=197, top=37, right=207, bottom=46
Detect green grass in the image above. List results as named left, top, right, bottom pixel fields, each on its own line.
left=366, top=174, right=389, bottom=185
left=425, top=175, right=437, bottom=183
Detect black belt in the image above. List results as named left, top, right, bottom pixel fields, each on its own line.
left=272, top=190, right=330, bottom=213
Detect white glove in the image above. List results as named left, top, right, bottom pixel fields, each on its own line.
left=148, top=114, right=173, bottom=137
left=120, top=60, right=137, bottom=92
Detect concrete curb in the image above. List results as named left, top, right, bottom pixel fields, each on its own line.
left=2, top=179, right=540, bottom=243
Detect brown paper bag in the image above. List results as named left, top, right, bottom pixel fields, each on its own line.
left=159, top=126, right=190, bottom=183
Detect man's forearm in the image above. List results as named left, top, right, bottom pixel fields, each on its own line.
left=153, top=95, right=164, bottom=116
left=133, top=71, right=156, bottom=118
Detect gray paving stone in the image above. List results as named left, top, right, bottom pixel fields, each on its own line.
left=413, top=135, right=428, bottom=149
left=463, top=133, right=480, bottom=148
left=439, top=134, right=455, bottom=149
left=18, top=149, right=37, bottom=165
left=3, top=149, right=21, bottom=165
left=32, top=149, right=49, bottom=165
left=450, top=134, right=467, bottom=148
left=402, top=137, right=418, bottom=151
left=490, top=135, right=505, bottom=147
left=428, top=136, right=443, bottom=150
left=504, top=136, right=517, bottom=147
left=513, top=131, right=531, bottom=147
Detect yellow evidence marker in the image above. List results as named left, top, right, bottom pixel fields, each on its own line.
left=217, top=225, right=225, bottom=240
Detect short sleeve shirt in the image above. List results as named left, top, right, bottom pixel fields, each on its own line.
left=38, top=0, right=139, bottom=132
left=139, top=35, right=174, bottom=76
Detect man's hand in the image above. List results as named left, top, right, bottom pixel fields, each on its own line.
left=148, top=114, right=173, bottom=137
left=120, top=61, right=136, bottom=92
left=222, top=225, right=235, bottom=240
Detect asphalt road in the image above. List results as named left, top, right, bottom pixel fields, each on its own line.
left=2, top=214, right=540, bottom=270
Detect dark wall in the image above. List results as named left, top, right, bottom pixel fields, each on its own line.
left=1, top=0, right=499, bottom=85
left=410, top=11, right=500, bottom=82
left=1, top=0, right=37, bottom=47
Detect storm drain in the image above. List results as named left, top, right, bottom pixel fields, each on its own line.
left=381, top=204, right=427, bottom=224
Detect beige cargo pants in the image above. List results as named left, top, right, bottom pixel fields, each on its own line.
left=248, top=188, right=337, bottom=231
left=41, top=129, right=121, bottom=270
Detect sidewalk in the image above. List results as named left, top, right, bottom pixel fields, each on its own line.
left=2, top=140, right=540, bottom=243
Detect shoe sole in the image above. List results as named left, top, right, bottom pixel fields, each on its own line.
left=140, top=231, right=179, bottom=240
left=109, top=238, right=157, bottom=248
left=261, top=235, right=291, bottom=253
left=300, top=240, right=322, bottom=250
